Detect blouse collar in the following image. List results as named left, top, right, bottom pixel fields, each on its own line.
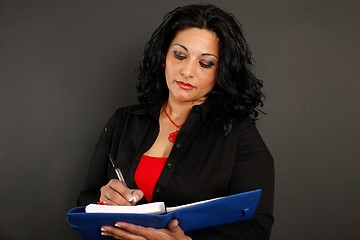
left=130, top=100, right=215, bottom=127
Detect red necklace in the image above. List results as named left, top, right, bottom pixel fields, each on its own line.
left=163, top=102, right=183, bottom=143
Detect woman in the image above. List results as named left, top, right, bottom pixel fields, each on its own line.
left=77, top=4, right=274, bottom=240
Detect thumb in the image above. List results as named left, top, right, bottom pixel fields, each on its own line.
left=167, top=219, right=192, bottom=240
left=168, top=219, right=181, bottom=232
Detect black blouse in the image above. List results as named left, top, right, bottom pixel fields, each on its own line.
left=77, top=101, right=274, bottom=240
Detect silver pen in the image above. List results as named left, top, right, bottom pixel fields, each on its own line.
left=108, top=154, right=135, bottom=204
left=109, top=154, right=128, bottom=187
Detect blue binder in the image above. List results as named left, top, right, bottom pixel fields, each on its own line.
left=67, top=189, right=261, bottom=240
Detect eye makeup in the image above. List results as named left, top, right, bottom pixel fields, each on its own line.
left=171, top=44, right=217, bottom=69
left=199, top=61, right=215, bottom=68
left=173, top=50, right=187, bottom=60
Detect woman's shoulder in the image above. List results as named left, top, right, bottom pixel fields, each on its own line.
left=232, top=115, right=254, bottom=126
left=111, top=103, right=158, bottom=121
left=109, top=103, right=144, bottom=120
left=113, top=103, right=144, bottom=114
left=231, top=115, right=261, bottom=134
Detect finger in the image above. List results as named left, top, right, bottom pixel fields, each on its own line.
left=103, top=197, right=116, bottom=206
left=99, top=187, right=111, bottom=205
left=107, top=180, right=145, bottom=205
left=100, top=180, right=144, bottom=205
left=130, top=189, right=144, bottom=205
left=101, top=226, right=128, bottom=239
left=108, top=179, right=137, bottom=205
left=101, top=224, right=147, bottom=240
left=100, top=179, right=132, bottom=205
left=166, top=219, right=191, bottom=239
left=168, top=219, right=181, bottom=233
left=114, top=222, right=148, bottom=236
left=99, top=184, right=126, bottom=205
left=113, top=222, right=182, bottom=240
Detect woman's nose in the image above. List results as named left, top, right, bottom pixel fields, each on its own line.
left=180, top=61, right=195, bottom=78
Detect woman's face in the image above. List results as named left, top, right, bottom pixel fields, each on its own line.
left=165, top=28, right=219, bottom=104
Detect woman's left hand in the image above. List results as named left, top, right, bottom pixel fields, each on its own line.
left=101, top=219, right=191, bottom=240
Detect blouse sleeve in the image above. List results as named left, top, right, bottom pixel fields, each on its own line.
left=76, top=110, right=120, bottom=206
left=188, top=117, right=275, bottom=240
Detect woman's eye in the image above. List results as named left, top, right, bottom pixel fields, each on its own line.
left=173, top=50, right=186, bottom=60
left=200, top=61, right=215, bottom=69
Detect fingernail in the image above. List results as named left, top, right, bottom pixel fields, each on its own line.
left=101, top=228, right=107, bottom=236
left=127, top=194, right=139, bottom=204
left=126, top=194, right=134, bottom=202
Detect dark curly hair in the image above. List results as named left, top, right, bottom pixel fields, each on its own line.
left=137, top=4, right=264, bottom=134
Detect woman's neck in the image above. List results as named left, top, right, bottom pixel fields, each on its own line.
left=164, top=100, right=191, bottom=125
left=164, top=97, right=205, bottom=124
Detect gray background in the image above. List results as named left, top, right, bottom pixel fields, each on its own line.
left=1, top=0, right=359, bottom=239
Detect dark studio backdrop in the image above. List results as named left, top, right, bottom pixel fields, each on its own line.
left=0, top=0, right=359, bottom=239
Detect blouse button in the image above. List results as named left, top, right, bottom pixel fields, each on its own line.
left=155, top=187, right=161, bottom=193
left=175, top=144, right=181, bottom=149
left=167, top=163, right=173, bottom=169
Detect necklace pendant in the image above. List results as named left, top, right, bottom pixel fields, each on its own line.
left=168, top=130, right=179, bottom=143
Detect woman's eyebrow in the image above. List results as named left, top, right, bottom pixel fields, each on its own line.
left=173, top=44, right=218, bottom=59
left=201, top=53, right=218, bottom=59
left=173, top=44, right=188, bottom=51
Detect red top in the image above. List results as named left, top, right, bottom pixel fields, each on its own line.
left=134, top=155, right=167, bottom=202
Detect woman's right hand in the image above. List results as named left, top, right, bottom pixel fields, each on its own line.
left=99, top=179, right=144, bottom=206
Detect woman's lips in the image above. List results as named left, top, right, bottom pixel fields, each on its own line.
left=176, top=81, right=194, bottom=90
